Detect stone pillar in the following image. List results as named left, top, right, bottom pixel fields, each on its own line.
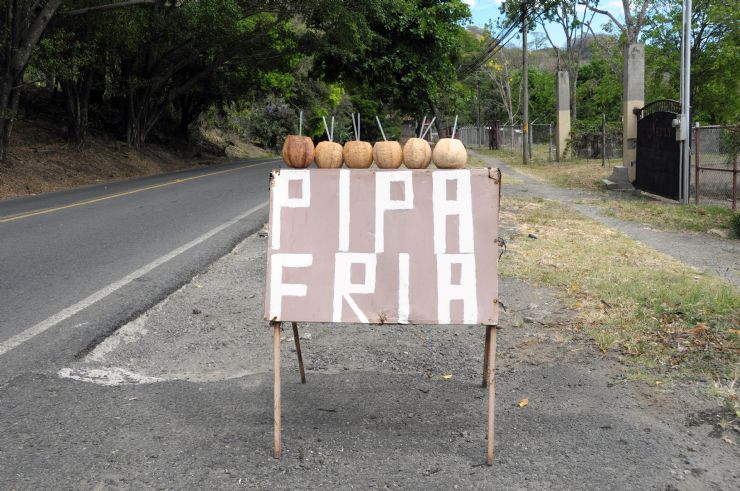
left=623, top=43, right=644, bottom=182
left=555, top=71, right=570, bottom=161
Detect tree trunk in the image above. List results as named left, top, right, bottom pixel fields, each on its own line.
left=62, top=71, right=93, bottom=148
left=427, top=97, right=443, bottom=138
left=0, top=78, right=21, bottom=163
left=569, top=69, right=577, bottom=121
left=0, top=76, right=12, bottom=163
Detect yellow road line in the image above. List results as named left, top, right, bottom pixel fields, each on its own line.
left=0, top=160, right=278, bottom=224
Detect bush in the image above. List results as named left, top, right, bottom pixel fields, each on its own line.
left=730, top=213, right=740, bottom=238
left=569, top=119, right=622, bottom=159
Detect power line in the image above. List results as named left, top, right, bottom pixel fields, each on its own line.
left=458, top=2, right=539, bottom=80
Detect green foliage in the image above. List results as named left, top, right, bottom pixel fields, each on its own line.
left=644, top=0, right=740, bottom=124
left=307, top=0, right=471, bottom=113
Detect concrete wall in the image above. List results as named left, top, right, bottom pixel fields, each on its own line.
left=555, top=71, right=570, bottom=161
left=623, top=44, right=644, bottom=181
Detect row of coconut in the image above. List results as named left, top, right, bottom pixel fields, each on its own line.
left=281, top=113, right=467, bottom=170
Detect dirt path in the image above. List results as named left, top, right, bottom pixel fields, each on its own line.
left=472, top=151, right=740, bottom=287
left=23, top=231, right=735, bottom=489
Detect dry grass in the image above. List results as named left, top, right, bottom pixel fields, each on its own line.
left=595, top=198, right=738, bottom=235
left=500, top=195, right=740, bottom=381
left=478, top=147, right=614, bottom=192
left=467, top=153, right=525, bottom=185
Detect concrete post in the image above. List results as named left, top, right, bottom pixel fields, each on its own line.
left=555, top=71, right=570, bottom=161
left=622, top=43, right=644, bottom=181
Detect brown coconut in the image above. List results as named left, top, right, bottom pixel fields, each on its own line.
left=314, top=141, right=344, bottom=168
left=432, top=138, right=467, bottom=169
left=373, top=141, right=403, bottom=169
left=402, top=138, right=432, bottom=169
left=343, top=140, right=373, bottom=169
left=282, top=135, right=314, bottom=168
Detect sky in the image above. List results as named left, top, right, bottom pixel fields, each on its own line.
left=463, top=0, right=626, bottom=48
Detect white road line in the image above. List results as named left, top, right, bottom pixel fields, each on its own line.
left=0, top=201, right=268, bottom=357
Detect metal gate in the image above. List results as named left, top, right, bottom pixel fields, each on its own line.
left=635, top=100, right=682, bottom=200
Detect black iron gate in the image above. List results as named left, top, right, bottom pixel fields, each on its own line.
left=635, top=100, right=682, bottom=200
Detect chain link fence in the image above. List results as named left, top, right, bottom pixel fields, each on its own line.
left=459, top=120, right=625, bottom=166
left=693, top=125, right=739, bottom=209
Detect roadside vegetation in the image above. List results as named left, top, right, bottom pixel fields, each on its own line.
left=599, top=200, right=738, bottom=236
left=499, top=196, right=740, bottom=384
left=481, top=147, right=740, bottom=237
left=479, top=147, right=616, bottom=191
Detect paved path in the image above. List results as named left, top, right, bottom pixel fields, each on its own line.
left=472, top=150, right=740, bottom=287
left=0, top=158, right=277, bottom=378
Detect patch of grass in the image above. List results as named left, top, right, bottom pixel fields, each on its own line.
left=478, top=147, right=615, bottom=192
left=499, top=196, right=740, bottom=381
left=468, top=153, right=525, bottom=185
left=625, top=369, right=669, bottom=387
left=707, top=373, right=739, bottom=419
left=597, top=199, right=737, bottom=235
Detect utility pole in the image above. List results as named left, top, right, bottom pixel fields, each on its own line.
left=521, top=2, right=529, bottom=164
left=477, top=78, right=482, bottom=148
left=678, top=0, right=692, bottom=203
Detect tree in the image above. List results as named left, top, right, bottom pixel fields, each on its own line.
left=305, top=0, right=471, bottom=136
left=536, top=0, right=595, bottom=120
left=0, top=0, right=63, bottom=161
left=580, top=0, right=653, bottom=44
left=643, top=0, right=739, bottom=123
left=484, top=50, right=521, bottom=126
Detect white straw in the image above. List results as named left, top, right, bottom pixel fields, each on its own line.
left=357, top=114, right=361, bottom=141
left=421, top=117, right=436, bottom=140
left=322, top=116, right=330, bottom=141
left=330, top=117, right=335, bottom=142
left=351, top=113, right=357, bottom=140
left=451, top=115, right=458, bottom=139
left=375, top=115, right=387, bottom=141
left=299, top=110, right=303, bottom=136
left=419, top=116, right=427, bottom=138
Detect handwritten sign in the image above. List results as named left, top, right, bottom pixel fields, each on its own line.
left=264, top=168, right=500, bottom=325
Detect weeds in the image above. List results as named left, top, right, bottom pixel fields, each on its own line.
left=599, top=199, right=737, bottom=235
left=499, top=196, right=740, bottom=381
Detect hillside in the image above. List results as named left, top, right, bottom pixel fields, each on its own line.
left=0, top=108, right=272, bottom=202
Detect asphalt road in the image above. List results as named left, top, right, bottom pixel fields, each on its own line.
left=0, top=158, right=278, bottom=379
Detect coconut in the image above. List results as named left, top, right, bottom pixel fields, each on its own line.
left=432, top=138, right=467, bottom=169
left=373, top=141, right=403, bottom=169
left=282, top=135, right=314, bottom=168
left=402, top=138, right=432, bottom=169
left=315, top=141, right=344, bottom=168
left=343, top=141, right=373, bottom=169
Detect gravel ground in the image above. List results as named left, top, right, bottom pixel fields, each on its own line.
left=470, top=151, right=740, bottom=287
left=18, top=227, right=734, bottom=490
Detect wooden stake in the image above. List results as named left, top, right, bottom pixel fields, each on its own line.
left=487, top=325, right=497, bottom=466
left=272, top=321, right=282, bottom=458
left=482, top=325, right=491, bottom=388
left=292, top=321, right=306, bottom=383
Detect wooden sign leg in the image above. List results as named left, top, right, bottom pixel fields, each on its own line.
left=291, top=321, right=306, bottom=383
left=271, top=321, right=282, bottom=459
left=482, top=325, right=491, bottom=387
left=487, top=325, right=497, bottom=466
